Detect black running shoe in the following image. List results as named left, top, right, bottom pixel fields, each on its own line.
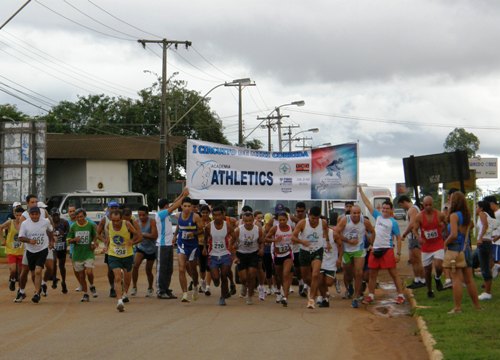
left=427, top=291, right=435, bottom=298
left=81, top=294, right=90, bottom=302
left=61, top=282, right=68, bottom=294
left=32, top=293, right=40, bottom=303
left=319, top=299, right=330, bottom=308
left=9, top=279, right=16, bottom=292
left=188, top=281, right=193, bottom=291
left=14, top=290, right=26, bottom=303
left=52, top=278, right=59, bottom=289
left=109, top=288, right=117, bottom=298
left=41, top=283, right=48, bottom=297
left=435, top=278, right=444, bottom=292
left=122, top=295, right=130, bottom=303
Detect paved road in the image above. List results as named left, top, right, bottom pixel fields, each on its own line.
left=0, top=219, right=428, bottom=360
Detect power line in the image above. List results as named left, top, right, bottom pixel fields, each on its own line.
left=0, top=85, right=49, bottom=112
left=168, top=47, right=225, bottom=82
left=34, top=0, right=135, bottom=42
left=191, top=46, right=235, bottom=79
left=0, top=74, right=58, bottom=105
left=288, top=108, right=500, bottom=131
left=0, top=81, right=55, bottom=107
left=0, top=32, right=137, bottom=96
left=62, top=0, right=138, bottom=39
left=86, top=0, right=162, bottom=39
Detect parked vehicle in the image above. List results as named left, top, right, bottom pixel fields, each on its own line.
left=393, top=208, right=407, bottom=221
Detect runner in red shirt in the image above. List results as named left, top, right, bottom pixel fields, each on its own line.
left=413, top=196, right=446, bottom=298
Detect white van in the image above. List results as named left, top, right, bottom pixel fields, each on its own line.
left=47, top=191, right=147, bottom=222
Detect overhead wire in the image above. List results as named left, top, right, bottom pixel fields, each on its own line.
left=0, top=74, right=58, bottom=105
left=287, top=108, right=500, bottom=131
left=0, top=86, right=49, bottom=112
left=34, top=0, right=136, bottom=42
left=0, top=32, right=137, bottom=97
left=191, top=46, right=235, bottom=79
left=0, top=81, right=55, bottom=107
left=168, top=46, right=225, bottom=82
left=86, top=0, right=162, bottom=39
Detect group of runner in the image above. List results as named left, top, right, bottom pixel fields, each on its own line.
left=2, top=187, right=496, bottom=313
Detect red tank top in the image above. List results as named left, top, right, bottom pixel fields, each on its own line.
left=420, top=210, right=444, bottom=252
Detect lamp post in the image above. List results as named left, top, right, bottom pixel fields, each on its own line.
left=255, top=100, right=305, bottom=151
left=283, top=128, right=319, bottom=151
left=224, top=78, right=255, bottom=146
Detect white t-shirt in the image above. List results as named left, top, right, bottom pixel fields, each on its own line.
left=19, top=218, right=53, bottom=253
left=321, top=228, right=338, bottom=271
left=493, top=209, right=500, bottom=245
left=372, top=210, right=400, bottom=249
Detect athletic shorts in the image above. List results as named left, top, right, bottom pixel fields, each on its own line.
left=236, top=251, right=259, bottom=270
left=73, top=258, right=95, bottom=272
left=26, top=248, right=49, bottom=271
left=299, top=248, right=324, bottom=267
left=107, top=255, right=133, bottom=272
left=493, top=244, right=500, bottom=262
left=136, top=247, right=157, bottom=261
left=407, top=234, right=421, bottom=250
left=208, top=254, right=232, bottom=269
left=421, top=249, right=445, bottom=267
left=342, top=249, right=366, bottom=265
left=7, top=254, right=23, bottom=266
left=274, top=253, right=292, bottom=266
left=177, top=240, right=199, bottom=261
left=320, top=269, right=336, bottom=279
left=55, top=250, right=67, bottom=260
left=22, top=249, right=52, bottom=265
left=368, top=248, right=396, bottom=270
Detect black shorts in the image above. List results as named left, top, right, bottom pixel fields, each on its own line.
left=26, top=248, right=49, bottom=271
left=136, top=247, right=156, bottom=261
left=274, top=253, right=292, bottom=266
left=237, top=251, right=259, bottom=270
left=55, top=250, right=67, bottom=260
left=299, top=248, right=324, bottom=267
left=104, top=253, right=109, bottom=264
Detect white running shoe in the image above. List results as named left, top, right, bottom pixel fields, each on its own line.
left=258, top=286, right=266, bottom=301
left=75, top=286, right=82, bottom=292
left=201, top=280, right=207, bottom=293
left=246, top=296, right=253, bottom=305
left=131, top=287, right=137, bottom=296
left=116, top=299, right=125, bottom=312
left=266, top=286, right=271, bottom=295
left=146, top=288, right=154, bottom=297
left=316, top=296, right=323, bottom=305
left=492, top=264, right=500, bottom=279
left=275, top=293, right=283, bottom=303
left=192, top=290, right=199, bottom=301
left=181, top=292, right=190, bottom=303
left=478, top=292, right=492, bottom=301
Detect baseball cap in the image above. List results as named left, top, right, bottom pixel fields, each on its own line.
left=29, top=206, right=41, bottom=214
left=274, top=203, right=285, bottom=214
left=199, top=199, right=208, bottom=206
left=108, top=201, right=119, bottom=208
left=13, top=201, right=21, bottom=208
left=50, top=207, right=60, bottom=215
left=37, top=201, right=48, bottom=208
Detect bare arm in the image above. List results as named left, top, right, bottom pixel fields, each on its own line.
left=477, top=212, right=488, bottom=245
left=167, top=188, right=189, bottom=214
left=364, top=218, right=375, bottom=245
left=402, top=207, right=418, bottom=238
left=358, top=186, right=374, bottom=215
left=291, top=219, right=308, bottom=246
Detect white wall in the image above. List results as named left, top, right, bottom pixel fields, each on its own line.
left=86, top=160, right=129, bottom=192
left=47, top=159, right=87, bottom=197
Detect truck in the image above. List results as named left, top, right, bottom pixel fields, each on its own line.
left=0, top=121, right=46, bottom=221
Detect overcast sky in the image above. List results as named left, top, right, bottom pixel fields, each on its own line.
left=1, top=0, right=499, bottom=193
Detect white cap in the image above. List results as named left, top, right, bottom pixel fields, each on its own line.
left=199, top=199, right=208, bottom=205
left=37, top=201, right=48, bottom=208
left=13, top=201, right=21, bottom=208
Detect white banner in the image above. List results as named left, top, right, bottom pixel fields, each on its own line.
left=186, top=139, right=358, bottom=200
left=469, top=157, right=498, bottom=179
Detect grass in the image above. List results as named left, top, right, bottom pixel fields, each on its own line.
left=413, top=275, right=500, bottom=360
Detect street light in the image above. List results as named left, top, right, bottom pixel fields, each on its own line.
left=252, top=100, right=305, bottom=151
left=283, top=128, right=319, bottom=151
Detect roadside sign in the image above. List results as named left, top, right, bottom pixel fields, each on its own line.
left=469, top=157, right=498, bottom=179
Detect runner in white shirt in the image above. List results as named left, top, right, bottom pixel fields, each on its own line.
left=17, top=207, right=54, bottom=304
left=292, top=206, right=331, bottom=309
left=317, top=227, right=342, bottom=307
left=234, top=212, right=263, bottom=305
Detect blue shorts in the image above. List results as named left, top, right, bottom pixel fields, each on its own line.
left=177, top=240, right=199, bottom=261
left=493, top=244, right=500, bottom=262
left=209, top=254, right=232, bottom=269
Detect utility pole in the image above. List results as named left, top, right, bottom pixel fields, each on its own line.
left=282, top=125, right=300, bottom=152
left=138, top=38, right=191, bottom=199
left=295, top=137, right=313, bottom=150
left=256, top=113, right=289, bottom=151
left=225, top=79, right=255, bottom=146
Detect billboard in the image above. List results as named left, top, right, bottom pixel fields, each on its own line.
left=186, top=139, right=358, bottom=200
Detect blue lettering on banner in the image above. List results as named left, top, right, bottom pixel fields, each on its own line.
left=197, top=145, right=237, bottom=156
left=272, top=151, right=308, bottom=159
left=211, top=170, right=273, bottom=186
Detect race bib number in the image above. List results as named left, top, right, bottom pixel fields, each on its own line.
left=76, top=231, right=90, bottom=245
left=424, top=229, right=438, bottom=240
left=114, top=247, right=126, bottom=256
left=13, top=235, right=22, bottom=249
left=276, top=244, right=290, bottom=254
left=214, top=242, right=225, bottom=250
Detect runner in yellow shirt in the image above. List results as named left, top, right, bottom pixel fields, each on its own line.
left=103, top=209, right=140, bottom=312
left=0, top=206, right=25, bottom=291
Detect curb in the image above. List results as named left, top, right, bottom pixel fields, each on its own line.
left=405, top=288, right=444, bottom=360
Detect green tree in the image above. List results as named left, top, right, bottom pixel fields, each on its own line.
left=443, top=127, right=480, bottom=158
left=241, top=138, right=264, bottom=150
left=42, top=80, right=229, bottom=208
left=0, top=104, right=29, bottom=121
